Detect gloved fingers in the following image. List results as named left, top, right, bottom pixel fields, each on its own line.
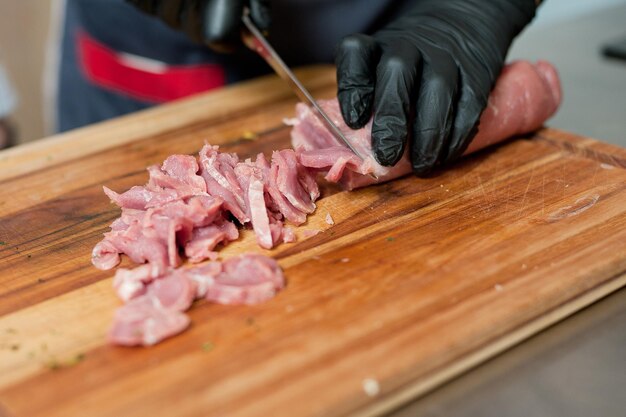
left=336, top=34, right=380, bottom=129
left=444, top=82, right=487, bottom=163
left=250, top=0, right=271, bottom=31
left=410, top=50, right=459, bottom=175
left=371, top=41, right=422, bottom=166
left=202, top=0, right=246, bottom=44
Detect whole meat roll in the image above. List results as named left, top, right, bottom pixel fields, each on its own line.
left=292, top=60, right=562, bottom=190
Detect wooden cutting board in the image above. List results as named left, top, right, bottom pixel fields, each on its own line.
left=0, top=65, right=625, bottom=417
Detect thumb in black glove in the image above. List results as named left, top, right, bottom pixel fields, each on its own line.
left=336, top=0, right=537, bottom=175
left=127, top=0, right=271, bottom=48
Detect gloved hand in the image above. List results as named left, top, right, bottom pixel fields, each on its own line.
left=336, top=0, right=537, bottom=175
left=126, top=0, right=271, bottom=48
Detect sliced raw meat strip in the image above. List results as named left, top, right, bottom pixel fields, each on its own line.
left=269, top=220, right=284, bottom=246
left=147, top=271, right=197, bottom=312
left=199, top=144, right=249, bottom=223
left=103, top=186, right=153, bottom=210
left=254, top=153, right=271, bottom=180
left=113, top=263, right=163, bottom=302
left=282, top=227, right=297, bottom=243
left=185, top=216, right=239, bottom=262
left=248, top=177, right=273, bottom=249
left=161, top=155, right=207, bottom=193
left=104, top=223, right=170, bottom=270
left=292, top=60, right=562, bottom=190
left=273, top=150, right=316, bottom=214
left=92, top=239, right=121, bottom=271
left=202, top=173, right=249, bottom=224
left=141, top=211, right=187, bottom=268
left=186, top=261, right=223, bottom=298
left=107, top=296, right=190, bottom=347
left=303, top=229, right=321, bottom=238
left=119, top=208, right=146, bottom=227
left=148, top=196, right=223, bottom=229
left=296, top=158, right=320, bottom=201
left=103, top=185, right=185, bottom=211
left=204, top=254, right=285, bottom=305
left=110, top=217, right=129, bottom=231
left=199, top=145, right=245, bottom=204
left=233, top=162, right=271, bottom=247
left=267, top=160, right=307, bottom=225
left=146, top=165, right=200, bottom=198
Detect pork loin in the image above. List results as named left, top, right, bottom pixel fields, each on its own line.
left=292, top=60, right=562, bottom=189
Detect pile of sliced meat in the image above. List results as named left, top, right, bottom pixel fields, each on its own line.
left=292, top=60, right=562, bottom=190
left=95, top=59, right=562, bottom=347
left=94, top=145, right=320, bottom=346
left=94, top=145, right=318, bottom=271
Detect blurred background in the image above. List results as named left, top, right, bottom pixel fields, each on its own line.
left=0, top=0, right=625, bottom=148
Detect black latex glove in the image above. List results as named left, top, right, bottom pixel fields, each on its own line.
left=336, top=0, right=537, bottom=175
left=126, top=0, right=271, bottom=47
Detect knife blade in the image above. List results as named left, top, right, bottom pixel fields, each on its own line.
left=241, top=8, right=371, bottom=165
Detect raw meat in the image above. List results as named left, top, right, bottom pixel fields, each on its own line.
left=233, top=161, right=274, bottom=249
left=92, top=239, right=121, bottom=271
left=199, top=144, right=249, bottom=223
left=187, top=262, right=223, bottom=298
left=147, top=270, right=197, bottom=311
left=113, top=264, right=162, bottom=302
left=103, top=186, right=154, bottom=210
left=98, top=196, right=224, bottom=272
left=184, top=216, right=239, bottom=263
left=303, top=229, right=321, bottom=238
left=292, top=60, right=562, bottom=189
left=161, top=155, right=207, bottom=193
left=103, top=222, right=170, bottom=271
left=94, top=142, right=322, bottom=275
left=273, top=150, right=317, bottom=214
left=108, top=254, right=285, bottom=346
left=267, top=158, right=308, bottom=225
left=248, top=176, right=273, bottom=249
left=282, top=227, right=297, bottom=243
left=201, top=254, right=285, bottom=305
left=97, top=148, right=299, bottom=346
left=107, top=295, right=191, bottom=347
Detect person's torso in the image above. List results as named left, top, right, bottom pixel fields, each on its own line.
left=57, top=0, right=416, bottom=132
left=69, top=0, right=416, bottom=69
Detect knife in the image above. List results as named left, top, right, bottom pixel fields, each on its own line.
left=241, top=8, right=371, bottom=166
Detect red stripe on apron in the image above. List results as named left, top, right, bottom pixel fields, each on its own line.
left=78, top=31, right=226, bottom=103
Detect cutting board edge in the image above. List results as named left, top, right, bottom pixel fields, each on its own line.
left=347, top=272, right=626, bottom=417
left=0, top=64, right=336, bottom=183
left=536, top=127, right=626, bottom=165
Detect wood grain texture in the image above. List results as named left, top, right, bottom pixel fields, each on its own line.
left=1, top=67, right=625, bottom=417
